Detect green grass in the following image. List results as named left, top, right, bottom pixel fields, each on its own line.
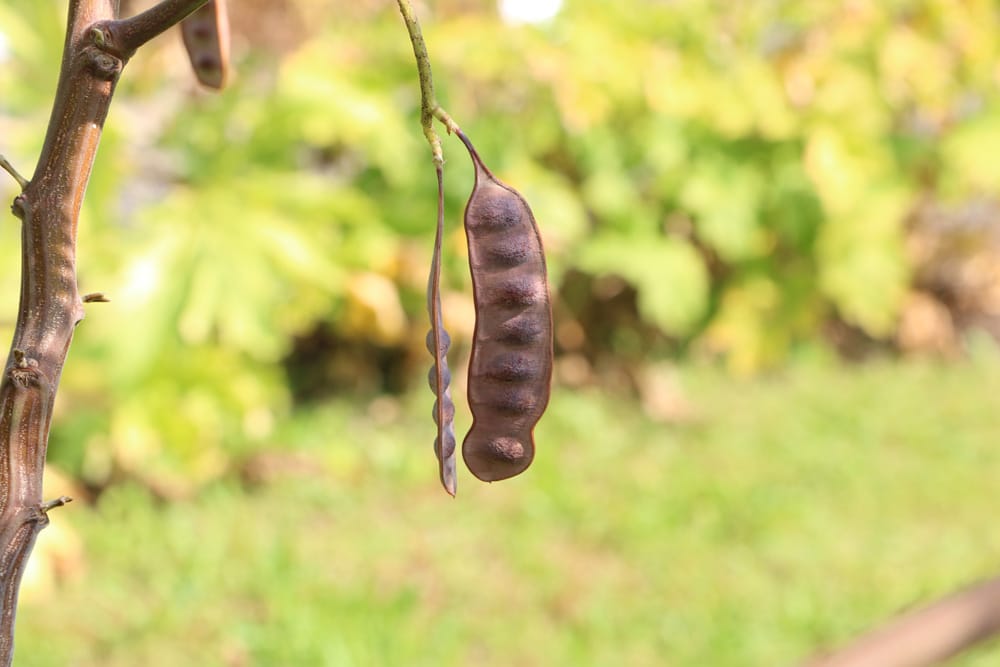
left=14, top=357, right=1000, bottom=666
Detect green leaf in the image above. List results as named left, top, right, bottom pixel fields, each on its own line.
left=818, top=187, right=911, bottom=336
left=681, top=158, right=765, bottom=262
left=941, top=113, right=1000, bottom=195
left=578, top=235, right=709, bottom=335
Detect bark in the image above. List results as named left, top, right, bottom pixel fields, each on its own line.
left=0, top=1, right=208, bottom=663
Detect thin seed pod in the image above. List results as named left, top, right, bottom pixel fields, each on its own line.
left=180, top=0, right=230, bottom=90
left=458, top=131, right=553, bottom=482
left=426, top=165, right=457, bottom=496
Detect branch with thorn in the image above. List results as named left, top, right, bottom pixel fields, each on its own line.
left=0, top=1, right=217, bottom=664
left=0, top=157, right=28, bottom=191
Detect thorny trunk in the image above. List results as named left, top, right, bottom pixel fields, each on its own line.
left=0, top=1, right=209, bottom=663
left=0, top=3, right=120, bottom=661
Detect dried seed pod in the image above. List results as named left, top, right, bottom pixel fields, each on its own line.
left=458, top=131, right=553, bottom=482
left=180, top=0, right=230, bottom=90
left=426, top=166, right=457, bottom=496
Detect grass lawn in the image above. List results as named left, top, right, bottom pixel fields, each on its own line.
left=13, top=356, right=1000, bottom=666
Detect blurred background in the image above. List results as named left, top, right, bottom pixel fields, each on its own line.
left=1, top=0, right=1000, bottom=664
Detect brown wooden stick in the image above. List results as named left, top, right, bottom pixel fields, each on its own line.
left=0, top=1, right=210, bottom=663
left=802, top=575, right=1000, bottom=667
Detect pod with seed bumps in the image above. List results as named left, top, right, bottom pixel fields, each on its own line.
left=458, top=131, right=553, bottom=482
left=425, top=166, right=457, bottom=496
left=180, top=0, right=230, bottom=90
left=425, top=328, right=457, bottom=495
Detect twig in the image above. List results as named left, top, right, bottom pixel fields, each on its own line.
left=0, top=156, right=28, bottom=190
left=39, top=496, right=73, bottom=513
left=395, top=0, right=460, bottom=166
left=95, top=0, right=212, bottom=57
left=802, top=574, right=1000, bottom=667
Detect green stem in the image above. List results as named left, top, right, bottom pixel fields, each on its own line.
left=395, top=0, right=460, bottom=166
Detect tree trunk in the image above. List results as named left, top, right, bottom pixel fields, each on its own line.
left=0, top=1, right=210, bottom=662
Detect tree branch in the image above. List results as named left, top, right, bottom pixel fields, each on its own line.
left=0, top=0, right=157, bottom=663
left=0, top=0, right=216, bottom=659
left=802, top=575, right=1000, bottom=667
left=94, top=0, right=211, bottom=58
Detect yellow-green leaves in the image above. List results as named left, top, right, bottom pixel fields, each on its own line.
left=681, top=159, right=766, bottom=262
left=578, top=236, right=709, bottom=337
left=941, top=115, right=1000, bottom=194
left=818, top=187, right=911, bottom=336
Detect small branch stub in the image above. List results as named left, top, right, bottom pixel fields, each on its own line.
left=82, top=292, right=111, bottom=303
left=85, top=47, right=124, bottom=82
left=39, top=497, right=72, bottom=513
left=10, top=195, right=26, bottom=221
left=0, top=156, right=28, bottom=191
left=9, top=350, right=41, bottom=389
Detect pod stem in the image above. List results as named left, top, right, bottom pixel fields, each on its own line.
left=395, top=0, right=460, bottom=167
left=455, top=129, right=497, bottom=182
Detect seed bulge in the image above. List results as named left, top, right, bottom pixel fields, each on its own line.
left=483, top=352, right=539, bottom=382
left=487, top=437, right=525, bottom=462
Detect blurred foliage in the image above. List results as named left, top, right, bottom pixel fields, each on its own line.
left=14, top=358, right=1000, bottom=665
left=2, top=0, right=1000, bottom=491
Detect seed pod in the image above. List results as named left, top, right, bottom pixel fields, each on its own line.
left=426, top=165, right=457, bottom=496
left=458, top=131, right=553, bottom=482
left=180, top=0, right=230, bottom=90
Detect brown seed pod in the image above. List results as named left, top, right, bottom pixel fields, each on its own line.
left=458, top=131, right=553, bottom=482
left=180, top=0, right=230, bottom=90
left=425, top=165, right=457, bottom=496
